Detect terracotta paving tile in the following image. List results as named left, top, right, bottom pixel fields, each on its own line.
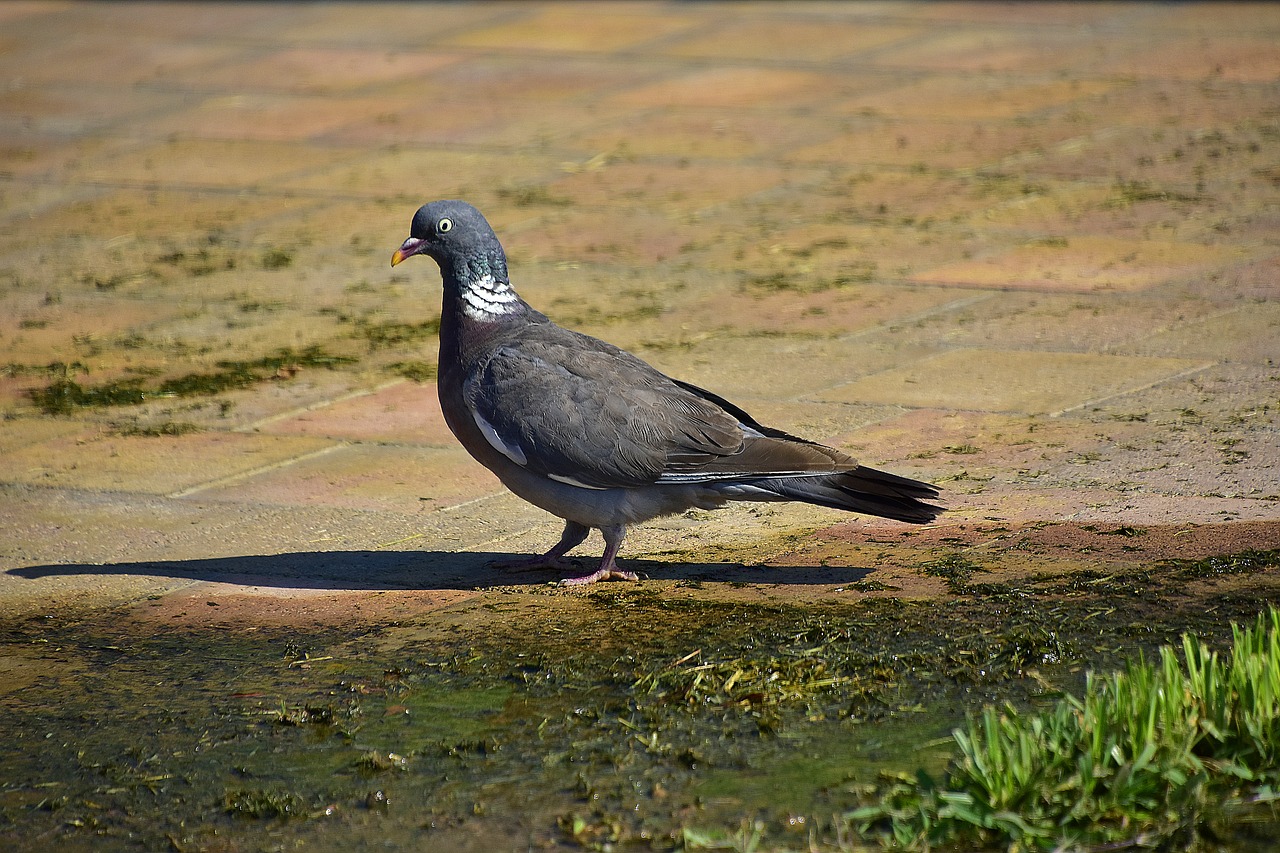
left=58, top=139, right=365, bottom=190
left=909, top=236, right=1252, bottom=293
left=0, top=289, right=191, bottom=366
left=609, top=67, right=841, bottom=110
left=0, top=417, right=86, bottom=454
left=892, top=3, right=1135, bottom=26
left=141, top=93, right=411, bottom=143
left=193, top=443, right=501, bottom=514
left=882, top=290, right=1225, bottom=356
left=661, top=18, right=922, bottom=61
left=1117, top=302, right=1280, bottom=364
left=836, top=76, right=1116, bottom=121
left=2, top=0, right=1278, bottom=622
left=442, top=5, right=701, bottom=52
left=0, top=85, right=186, bottom=136
left=0, top=2, right=73, bottom=25
left=642, top=335, right=943, bottom=403
left=2, top=431, right=334, bottom=495
left=6, top=189, right=311, bottom=249
left=1095, top=34, right=1280, bottom=82
left=325, top=96, right=615, bottom=148
left=819, top=350, right=1211, bottom=416
left=275, top=147, right=555, bottom=199
left=170, top=48, right=464, bottom=96
left=546, top=159, right=796, bottom=216
left=259, top=379, right=454, bottom=446
left=274, top=3, right=505, bottom=46
left=25, top=1, right=286, bottom=41
left=673, top=282, right=967, bottom=341
left=0, top=30, right=249, bottom=87
left=500, top=206, right=708, bottom=266
left=865, top=28, right=1096, bottom=74
left=788, top=118, right=1095, bottom=172
left=413, top=55, right=655, bottom=104
left=577, top=109, right=848, bottom=162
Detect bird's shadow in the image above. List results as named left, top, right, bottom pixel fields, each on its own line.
left=6, top=550, right=873, bottom=591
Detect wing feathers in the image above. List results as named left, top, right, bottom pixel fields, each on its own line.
left=462, top=327, right=936, bottom=519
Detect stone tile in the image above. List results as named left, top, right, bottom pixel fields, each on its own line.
left=576, top=109, right=847, bottom=162
left=24, top=1, right=286, bottom=41
left=275, top=147, right=555, bottom=199
left=546, top=159, right=797, bottom=216
left=324, top=96, right=615, bottom=148
left=609, top=67, right=841, bottom=110
left=662, top=18, right=921, bottom=61
left=0, top=133, right=126, bottom=180
left=259, top=379, right=454, bottom=446
left=4, top=189, right=311, bottom=251
left=2, top=431, right=335, bottom=495
left=836, top=76, right=1115, bottom=120
left=192, top=443, right=501, bottom=514
left=500, top=206, right=709, bottom=266
left=0, top=84, right=187, bottom=136
left=275, top=3, right=504, bottom=46
left=0, top=289, right=192, bottom=367
left=793, top=170, right=1019, bottom=231
left=410, top=55, right=654, bottom=104
left=58, top=139, right=364, bottom=189
left=684, top=284, right=967, bottom=342
left=0, top=416, right=85, bottom=454
left=1116, top=302, right=1280, bottom=365
left=882, top=290, right=1225, bottom=356
left=0, top=28, right=249, bottom=87
left=695, top=216, right=993, bottom=285
left=442, top=5, right=700, bottom=52
left=892, top=3, right=1134, bottom=26
left=640, top=335, right=943, bottom=403
left=788, top=118, right=1095, bottom=172
left=866, top=28, right=1095, bottom=74
left=819, top=350, right=1211, bottom=416
left=909, top=236, right=1251, bottom=293
left=171, top=48, right=464, bottom=96
left=1094, top=34, right=1280, bottom=82
left=141, top=93, right=411, bottom=143
left=0, top=3, right=72, bottom=25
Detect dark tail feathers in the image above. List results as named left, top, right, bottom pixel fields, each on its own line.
left=757, top=466, right=943, bottom=524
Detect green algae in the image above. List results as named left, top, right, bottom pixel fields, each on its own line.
left=0, top=555, right=1277, bottom=852
left=27, top=345, right=358, bottom=414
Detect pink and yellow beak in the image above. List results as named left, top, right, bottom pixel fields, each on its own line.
left=390, top=237, right=427, bottom=267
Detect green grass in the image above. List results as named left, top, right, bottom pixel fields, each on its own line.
left=847, top=608, right=1280, bottom=851
left=28, top=345, right=357, bottom=414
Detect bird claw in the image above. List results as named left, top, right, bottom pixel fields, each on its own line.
left=558, top=566, right=640, bottom=586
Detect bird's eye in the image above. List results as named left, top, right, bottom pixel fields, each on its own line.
left=437, top=218, right=453, bottom=234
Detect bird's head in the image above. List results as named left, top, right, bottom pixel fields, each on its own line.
left=390, top=200, right=503, bottom=271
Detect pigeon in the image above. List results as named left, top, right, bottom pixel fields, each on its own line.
left=391, top=200, right=942, bottom=585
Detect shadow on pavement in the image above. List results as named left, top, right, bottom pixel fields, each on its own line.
left=7, top=551, right=874, bottom=590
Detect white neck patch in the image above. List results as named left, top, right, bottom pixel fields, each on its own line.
left=460, top=274, right=520, bottom=320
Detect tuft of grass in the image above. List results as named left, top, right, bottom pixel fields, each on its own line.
left=27, top=345, right=357, bottom=415
left=352, top=316, right=441, bottom=350
left=390, top=360, right=437, bottom=383
left=847, top=608, right=1280, bottom=851
left=224, top=788, right=305, bottom=819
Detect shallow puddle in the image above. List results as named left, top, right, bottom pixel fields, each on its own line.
left=3, top=551, right=1279, bottom=851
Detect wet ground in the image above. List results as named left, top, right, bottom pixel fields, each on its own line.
left=1, top=2, right=1279, bottom=850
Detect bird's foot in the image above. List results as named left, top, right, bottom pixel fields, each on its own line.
left=558, top=564, right=640, bottom=586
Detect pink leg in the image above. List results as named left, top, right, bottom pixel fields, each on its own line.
left=559, top=525, right=639, bottom=586
left=491, top=521, right=590, bottom=571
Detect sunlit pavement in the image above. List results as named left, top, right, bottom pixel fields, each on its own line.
left=1, top=2, right=1278, bottom=625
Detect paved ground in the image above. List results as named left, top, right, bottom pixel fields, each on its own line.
left=1, top=1, right=1278, bottom=626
